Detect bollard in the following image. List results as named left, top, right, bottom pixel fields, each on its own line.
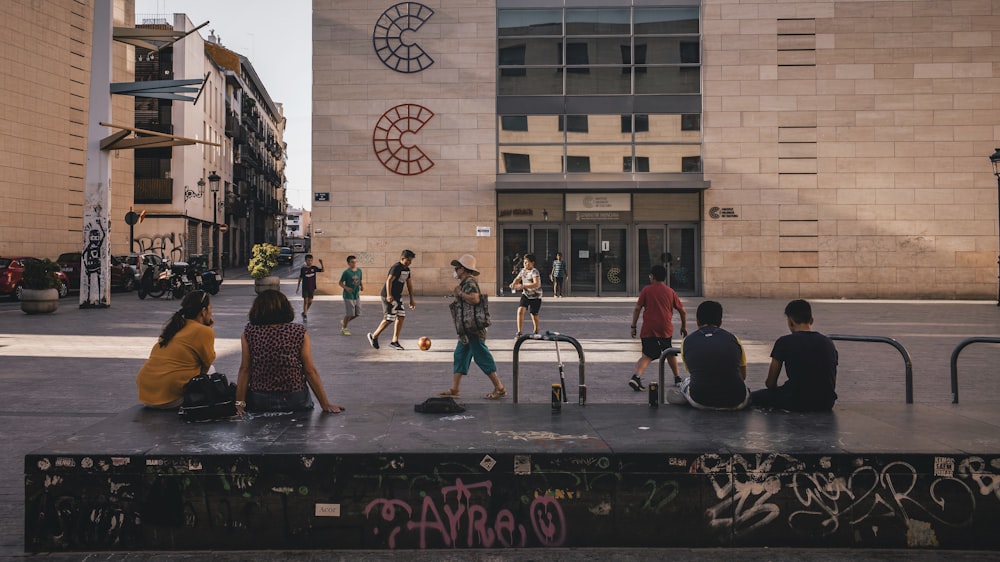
left=551, top=383, right=562, bottom=412
left=648, top=382, right=659, bottom=408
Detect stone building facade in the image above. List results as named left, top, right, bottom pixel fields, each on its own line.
left=313, top=0, right=999, bottom=299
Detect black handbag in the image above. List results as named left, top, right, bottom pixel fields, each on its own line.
left=178, top=373, right=237, bottom=421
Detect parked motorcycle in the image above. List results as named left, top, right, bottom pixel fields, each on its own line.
left=137, top=258, right=167, bottom=300
left=188, top=255, right=222, bottom=295
left=166, top=261, right=196, bottom=299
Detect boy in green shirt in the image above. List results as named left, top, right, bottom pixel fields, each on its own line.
left=338, top=255, right=363, bottom=336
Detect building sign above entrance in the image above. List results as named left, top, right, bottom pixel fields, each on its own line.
left=565, top=193, right=631, bottom=212
left=572, top=211, right=632, bottom=222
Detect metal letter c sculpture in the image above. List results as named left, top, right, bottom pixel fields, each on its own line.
left=372, top=104, right=435, bottom=175
left=372, top=2, right=435, bottom=73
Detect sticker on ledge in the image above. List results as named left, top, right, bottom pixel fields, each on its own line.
left=933, top=456, right=955, bottom=478
left=315, top=503, right=341, bottom=517
left=514, top=454, right=531, bottom=475
left=480, top=455, right=496, bottom=472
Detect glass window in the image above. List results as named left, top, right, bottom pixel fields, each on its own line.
left=566, top=8, right=630, bottom=35
left=564, top=155, right=591, bottom=173
left=566, top=67, right=630, bottom=95
left=502, top=153, right=531, bottom=173
left=557, top=115, right=589, bottom=133
left=634, top=7, right=700, bottom=35
left=499, top=44, right=526, bottom=76
left=559, top=42, right=590, bottom=72
left=637, top=38, right=700, bottom=64
left=499, top=9, right=562, bottom=37
left=501, top=116, right=528, bottom=131
left=635, top=66, right=700, bottom=94
left=498, top=67, right=563, bottom=95
left=499, top=145, right=564, bottom=173
left=681, top=114, right=701, bottom=131
left=624, top=156, right=650, bottom=172
left=682, top=156, right=702, bottom=173
left=499, top=38, right=561, bottom=66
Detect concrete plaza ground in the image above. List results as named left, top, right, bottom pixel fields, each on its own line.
left=4, top=261, right=1000, bottom=559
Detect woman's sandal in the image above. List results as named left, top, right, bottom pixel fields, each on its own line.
left=439, top=389, right=460, bottom=398
left=485, top=387, right=507, bottom=400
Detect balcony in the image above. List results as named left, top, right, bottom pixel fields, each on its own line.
left=134, top=178, right=172, bottom=204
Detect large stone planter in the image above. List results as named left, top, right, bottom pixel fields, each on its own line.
left=20, top=288, right=59, bottom=314
left=254, top=275, right=280, bottom=294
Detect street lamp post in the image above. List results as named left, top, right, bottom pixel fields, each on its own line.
left=208, top=171, right=221, bottom=271
left=989, top=149, right=1000, bottom=306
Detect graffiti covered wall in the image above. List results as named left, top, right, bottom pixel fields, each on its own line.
left=25, top=452, right=1000, bottom=551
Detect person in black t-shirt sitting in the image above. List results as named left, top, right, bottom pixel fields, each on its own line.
left=751, top=299, right=838, bottom=412
left=667, top=300, right=750, bottom=410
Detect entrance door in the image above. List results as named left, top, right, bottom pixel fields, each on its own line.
left=638, top=224, right=698, bottom=294
left=501, top=226, right=561, bottom=295
left=569, top=226, right=627, bottom=296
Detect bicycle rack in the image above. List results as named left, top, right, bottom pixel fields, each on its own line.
left=829, top=334, right=914, bottom=404
left=656, top=348, right=682, bottom=404
left=949, top=337, right=1000, bottom=404
left=511, top=331, right=586, bottom=404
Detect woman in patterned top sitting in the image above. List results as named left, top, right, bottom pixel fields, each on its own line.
left=235, top=289, right=344, bottom=414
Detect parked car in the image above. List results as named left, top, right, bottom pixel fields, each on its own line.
left=292, top=243, right=305, bottom=253
left=277, top=246, right=294, bottom=265
left=56, top=252, right=135, bottom=292
left=0, top=257, right=70, bottom=300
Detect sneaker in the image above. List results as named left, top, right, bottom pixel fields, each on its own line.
left=302, top=312, right=308, bottom=322
left=673, top=375, right=682, bottom=385
left=389, top=341, right=404, bottom=350
left=628, top=374, right=645, bottom=392
left=515, top=332, right=523, bottom=339
left=367, top=333, right=379, bottom=349
left=340, top=319, right=346, bottom=329
left=341, top=328, right=351, bottom=336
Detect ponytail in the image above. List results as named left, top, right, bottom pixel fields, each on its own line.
left=158, top=291, right=210, bottom=347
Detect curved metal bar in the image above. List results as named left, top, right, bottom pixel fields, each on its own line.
left=949, top=337, right=1000, bottom=404
left=511, top=331, right=586, bottom=404
left=656, top=348, right=681, bottom=404
left=828, top=334, right=913, bottom=404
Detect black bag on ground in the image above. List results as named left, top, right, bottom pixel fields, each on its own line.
left=414, top=397, right=466, bottom=414
left=179, top=373, right=236, bottom=421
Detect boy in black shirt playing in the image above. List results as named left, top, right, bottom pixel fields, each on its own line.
left=367, top=249, right=416, bottom=350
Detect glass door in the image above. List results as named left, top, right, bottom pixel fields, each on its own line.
left=501, top=227, right=528, bottom=294
left=532, top=227, right=560, bottom=294
left=637, top=224, right=698, bottom=294
left=569, top=226, right=627, bottom=296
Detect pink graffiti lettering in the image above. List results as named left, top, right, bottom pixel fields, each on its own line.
left=363, top=478, right=564, bottom=549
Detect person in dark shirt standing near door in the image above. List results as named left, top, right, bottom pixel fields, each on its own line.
left=368, top=249, right=416, bottom=350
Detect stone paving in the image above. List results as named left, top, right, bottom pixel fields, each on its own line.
left=3, top=260, right=1000, bottom=558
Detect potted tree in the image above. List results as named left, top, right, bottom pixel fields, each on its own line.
left=20, top=258, right=62, bottom=314
left=249, top=243, right=281, bottom=294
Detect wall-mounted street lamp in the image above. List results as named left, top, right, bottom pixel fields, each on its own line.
left=184, top=177, right=205, bottom=201
left=989, top=149, right=1000, bottom=306
left=208, top=171, right=221, bottom=270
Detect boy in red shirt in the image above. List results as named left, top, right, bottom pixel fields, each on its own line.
left=629, top=264, right=687, bottom=391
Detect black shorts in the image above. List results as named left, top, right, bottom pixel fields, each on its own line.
left=519, top=295, right=542, bottom=315
left=302, top=288, right=315, bottom=299
left=381, top=297, right=406, bottom=321
left=641, top=337, right=673, bottom=360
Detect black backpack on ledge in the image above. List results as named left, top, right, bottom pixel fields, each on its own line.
left=179, top=372, right=237, bottom=421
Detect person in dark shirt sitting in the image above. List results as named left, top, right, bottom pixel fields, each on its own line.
left=667, top=300, right=750, bottom=410
left=751, top=299, right=838, bottom=412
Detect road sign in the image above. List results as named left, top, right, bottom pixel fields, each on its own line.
left=219, top=224, right=229, bottom=233
left=124, top=211, right=139, bottom=225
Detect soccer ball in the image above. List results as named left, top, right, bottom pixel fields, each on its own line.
left=418, top=336, right=432, bottom=351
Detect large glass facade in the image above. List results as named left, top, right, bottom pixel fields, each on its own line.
left=497, top=4, right=701, bottom=175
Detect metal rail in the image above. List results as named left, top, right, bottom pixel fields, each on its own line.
left=656, top=347, right=682, bottom=404
left=511, top=331, right=586, bottom=405
left=829, top=334, right=913, bottom=404
left=949, top=337, right=1000, bottom=404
